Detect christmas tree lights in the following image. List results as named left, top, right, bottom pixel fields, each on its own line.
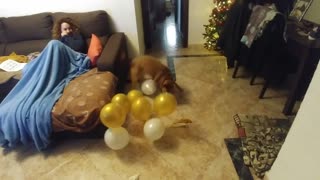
left=203, top=0, right=232, bottom=50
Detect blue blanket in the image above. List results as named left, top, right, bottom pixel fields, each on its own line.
left=0, top=40, right=90, bottom=150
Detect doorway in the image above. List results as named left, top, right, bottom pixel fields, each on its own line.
left=141, top=0, right=189, bottom=54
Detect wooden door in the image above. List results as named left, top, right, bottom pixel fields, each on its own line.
left=176, top=0, right=189, bottom=47
left=141, top=0, right=152, bottom=49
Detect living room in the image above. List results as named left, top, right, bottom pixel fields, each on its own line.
left=0, top=0, right=319, bottom=179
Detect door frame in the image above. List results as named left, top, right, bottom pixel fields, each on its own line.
left=141, top=0, right=189, bottom=49
left=181, top=0, right=189, bottom=48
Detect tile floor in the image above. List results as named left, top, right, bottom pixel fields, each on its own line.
left=0, top=47, right=294, bottom=180
left=0, top=6, right=298, bottom=180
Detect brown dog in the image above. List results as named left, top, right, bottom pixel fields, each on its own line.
left=130, top=55, right=182, bottom=93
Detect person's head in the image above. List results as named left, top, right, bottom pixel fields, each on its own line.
left=52, top=17, right=80, bottom=39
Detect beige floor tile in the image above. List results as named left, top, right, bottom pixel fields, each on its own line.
left=0, top=46, right=292, bottom=180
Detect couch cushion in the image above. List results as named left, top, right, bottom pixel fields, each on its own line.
left=51, top=68, right=117, bottom=133
left=0, top=78, right=20, bottom=103
left=2, top=13, right=52, bottom=43
left=0, top=43, right=4, bottom=56
left=52, top=11, right=111, bottom=39
left=5, top=39, right=50, bottom=55
left=0, top=18, right=5, bottom=43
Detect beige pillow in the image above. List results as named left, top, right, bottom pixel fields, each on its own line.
left=51, top=68, right=117, bottom=133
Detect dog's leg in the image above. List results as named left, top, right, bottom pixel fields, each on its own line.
left=130, top=65, right=140, bottom=89
left=161, top=87, right=168, bottom=92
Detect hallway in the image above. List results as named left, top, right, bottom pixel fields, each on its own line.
left=145, top=2, right=183, bottom=56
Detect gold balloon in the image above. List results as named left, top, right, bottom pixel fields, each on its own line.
left=131, top=96, right=152, bottom=121
left=153, top=92, right=177, bottom=116
left=111, top=93, right=131, bottom=114
left=100, top=103, right=126, bottom=128
left=127, top=90, right=143, bottom=103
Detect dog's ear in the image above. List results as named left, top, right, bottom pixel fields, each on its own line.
left=162, top=80, right=174, bottom=92
left=163, top=80, right=183, bottom=92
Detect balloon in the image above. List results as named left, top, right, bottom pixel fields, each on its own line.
left=100, top=103, right=126, bottom=128
left=141, top=79, right=157, bottom=95
left=111, top=93, right=131, bottom=114
left=104, top=127, right=130, bottom=150
left=144, top=118, right=165, bottom=141
left=131, top=96, right=152, bottom=121
left=153, top=92, right=177, bottom=116
left=127, top=89, right=143, bottom=103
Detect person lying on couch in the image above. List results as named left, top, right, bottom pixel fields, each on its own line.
left=0, top=17, right=92, bottom=151
left=52, top=17, right=87, bottom=53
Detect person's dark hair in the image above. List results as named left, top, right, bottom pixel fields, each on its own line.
left=52, top=17, right=80, bottom=39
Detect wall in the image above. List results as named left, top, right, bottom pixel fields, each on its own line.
left=188, top=0, right=215, bottom=45
left=266, top=63, right=320, bottom=180
left=104, top=0, right=145, bottom=57
left=303, top=0, right=320, bottom=25
left=0, top=0, right=221, bottom=54
left=0, top=0, right=144, bottom=58
left=134, top=0, right=145, bottom=56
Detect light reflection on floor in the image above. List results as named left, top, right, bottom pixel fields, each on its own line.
left=166, top=24, right=177, bottom=47
left=146, top=8, right=183, bottom=55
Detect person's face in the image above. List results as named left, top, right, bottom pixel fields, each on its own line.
left=61, top=22, right=73, bottom=36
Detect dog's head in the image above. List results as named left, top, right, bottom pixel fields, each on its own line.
left=153, top=68, right=183, bottom=93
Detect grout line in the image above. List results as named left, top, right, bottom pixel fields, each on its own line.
left=167, top=54, right=222, bottom=58
left=166, top=53, right=223, bottom=81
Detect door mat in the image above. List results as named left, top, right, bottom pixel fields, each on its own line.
left=224, top=138, right=254, bottom=180
left=233, top=114, right=292, bottom=178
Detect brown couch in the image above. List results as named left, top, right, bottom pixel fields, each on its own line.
left=0, top=10, right=129, bottom=94
left=0, top=11, right=131, bottom=137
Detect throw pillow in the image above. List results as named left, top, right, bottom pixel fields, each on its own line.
left=87, top=34, right=103, bottom=67
left=51, top=68, right=118, bottom=133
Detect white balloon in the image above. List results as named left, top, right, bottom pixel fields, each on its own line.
left=104, top=127, right=130, bottom=150
left=141, top=79, right=157, bottom=95
left=143, top=118, right=165, bottom=141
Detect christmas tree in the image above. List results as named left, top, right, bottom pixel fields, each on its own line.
left=203, top=0, right=232, bottom=50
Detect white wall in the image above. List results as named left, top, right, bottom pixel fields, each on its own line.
left=134, top=0, right=145, bottom=56
left=0, top=0, right=217, bottom=55
left=266, top=63, right=320, bottom=180
left=188, top=0, right=216, bottom=45
left=0, top=0, right=144, bottom=58
left=104, top=0, right=145, bottom=57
